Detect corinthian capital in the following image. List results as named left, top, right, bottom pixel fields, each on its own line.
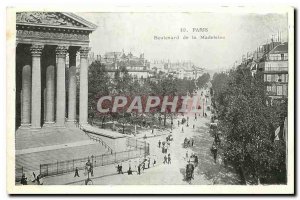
left=56, top=45, right=68, bottom=58
left=30, top=44, right=44, bottom=57
left=79, top=47, right=90, bottom=58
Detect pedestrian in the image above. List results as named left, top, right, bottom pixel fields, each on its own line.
left=90, top=164, right=94, bottom=177
left=163, top=155, right=167, bottom=164
left=193, top=124, right=195, bottom=129
left=152, top=128, right=154, bottom=134
left=186, top=151, right=189, bottom=160
left=167, top=154, right=171, bottom=164
left=211, top=143, right=218, bottom=163
left=178, top=120, right=180, bottom=127
left=186, top=122, right=189, bottom=127
left=181, top=126, right=184, bottom=133
left=191, top=138, right=194, bottom=146
left=194, top=155, right=198, bottom=167
left=153, top=158, right=156, bottom=167
left=118, top=164, right=121, bottom=174
left=195, top=113, right=197, bottom=120
left=142, top=162, right=145, bottom=171
left=158, top=140, right=161, bottom=148
left=148, top=158, right=151, bottom=169
left=36, top=174, right=43, bottom=185
left=137, top=164, right=141, bottom=175
left=74, top=167, right=80, bottom=177
left=31, top=172, right=36, bottom=182
left=119, top=163, right=124, bottom=174
left=20, top=173, right=27, bottom=185
left=127, top=166, right=133, bottom=175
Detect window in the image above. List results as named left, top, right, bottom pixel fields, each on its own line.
left=277, top=74, right=282, bottom=82
left=277, top=86, right=283, bottom=95
left=267, top=74, right=272, bottom=82
left=281, top=54, right=284, bottom=60
left=267, top=86, right=272, bottom=92
left=271, top=74, right=275, bottom=82
left=272, top=85, right=277, bottom=93
left=282, top=85, right=288, bottom=96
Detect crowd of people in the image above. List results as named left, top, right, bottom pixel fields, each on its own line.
left=20, top=172, right=44, bottom=185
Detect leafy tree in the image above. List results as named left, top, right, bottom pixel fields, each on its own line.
left=197, top=73, right=210, bottom=89
left=88, top=61, right=111, bottom=126
left=212, top=65, right=287, bottom=184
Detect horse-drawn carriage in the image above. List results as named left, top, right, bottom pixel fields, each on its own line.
left=183, top=137, right=191, bottom=148
left=166, top=134, right=173, bottom=142
left=185, top=163, right=194, bottom=183
left=190, top=154, right=199, bottom=167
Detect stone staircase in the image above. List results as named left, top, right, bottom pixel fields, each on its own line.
left=84, top=131, right=114, bottom=154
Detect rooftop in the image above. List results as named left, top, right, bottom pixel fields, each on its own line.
left=269, top=42, right=288, bottom=54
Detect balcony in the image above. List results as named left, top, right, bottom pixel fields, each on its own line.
left=264, top=67, right=288, bottom=72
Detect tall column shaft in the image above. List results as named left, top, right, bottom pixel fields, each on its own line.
left=79, top=47, right=89, bottom=125
left=68, top=50, right=77, bottom=122
left=21, top=65, right=31, bottom=126
left=45, top=65, right=55, bottom=123
left=30, top=45, right=43, bottom=128
left=55, top=46, right=68, bottom=126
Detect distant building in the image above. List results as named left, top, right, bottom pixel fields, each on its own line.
left=151, top=60, right=169, bottom=74
left=258, top=42, right=288, bottom=103
left=92, top=51, right=150, bottom=79
left=165, top=61, right=204, bottom=80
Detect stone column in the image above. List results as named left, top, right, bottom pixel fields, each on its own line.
left=30, top=44, right=44, bottom=129
left=21, top=65, right=31, bottom=127
left=79, top=47, right=89, bottom=125
left=55, top=45, right=68, bottom=126
left=67, top=49, right=77, bottom=123
left=45, top=65, right=55, bottom=124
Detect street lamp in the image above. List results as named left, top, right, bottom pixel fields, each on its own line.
left=203, top=96, right=206, bottom=117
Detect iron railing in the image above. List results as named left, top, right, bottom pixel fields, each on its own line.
left=38, top=148, right=145, bottom=177
left=85, top=132, right=113, bottom=154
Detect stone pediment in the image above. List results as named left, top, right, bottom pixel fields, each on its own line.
left=16, top=12, right=97, bottom=31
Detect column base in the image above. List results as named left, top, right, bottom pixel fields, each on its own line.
left=43, top=121, right=55, bottom=128
left=19, top=124, right=31, bottom=129
left=55, top=123, right=66, bottom=128
left=30, top=126, right=42, bottom=130
left=66, top=120, right=78, bottom=128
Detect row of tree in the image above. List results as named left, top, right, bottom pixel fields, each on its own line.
left=87, top=61, right=200, bottom=130
left=211, top=63, right=287, bottom=184
left=197, top=73, right=210, bottom=89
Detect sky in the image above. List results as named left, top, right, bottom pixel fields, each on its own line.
left=77, top=12, right=288, bottom=70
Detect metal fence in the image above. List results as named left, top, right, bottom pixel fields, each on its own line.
left=39, top=148, right=144, bottom=177
left=16, top=138, right=150, bottom=181
left=39, top=138, right=149, bottom=178
left=127, top=137, right=150, bottom=155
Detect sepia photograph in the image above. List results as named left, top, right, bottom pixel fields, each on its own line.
left=6, top=6, right=294, bottom=194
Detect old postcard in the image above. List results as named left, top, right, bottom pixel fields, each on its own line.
left=6, top=6, right=294, bottom=194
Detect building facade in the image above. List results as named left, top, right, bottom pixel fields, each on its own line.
left=94, top=51, right=150, bottom=79
left=16, top=12, right=96, bottom=129
left=259, top=42, right=288, bottom=102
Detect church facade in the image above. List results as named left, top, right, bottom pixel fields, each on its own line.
left=15, top=12, right=97, bottom=129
